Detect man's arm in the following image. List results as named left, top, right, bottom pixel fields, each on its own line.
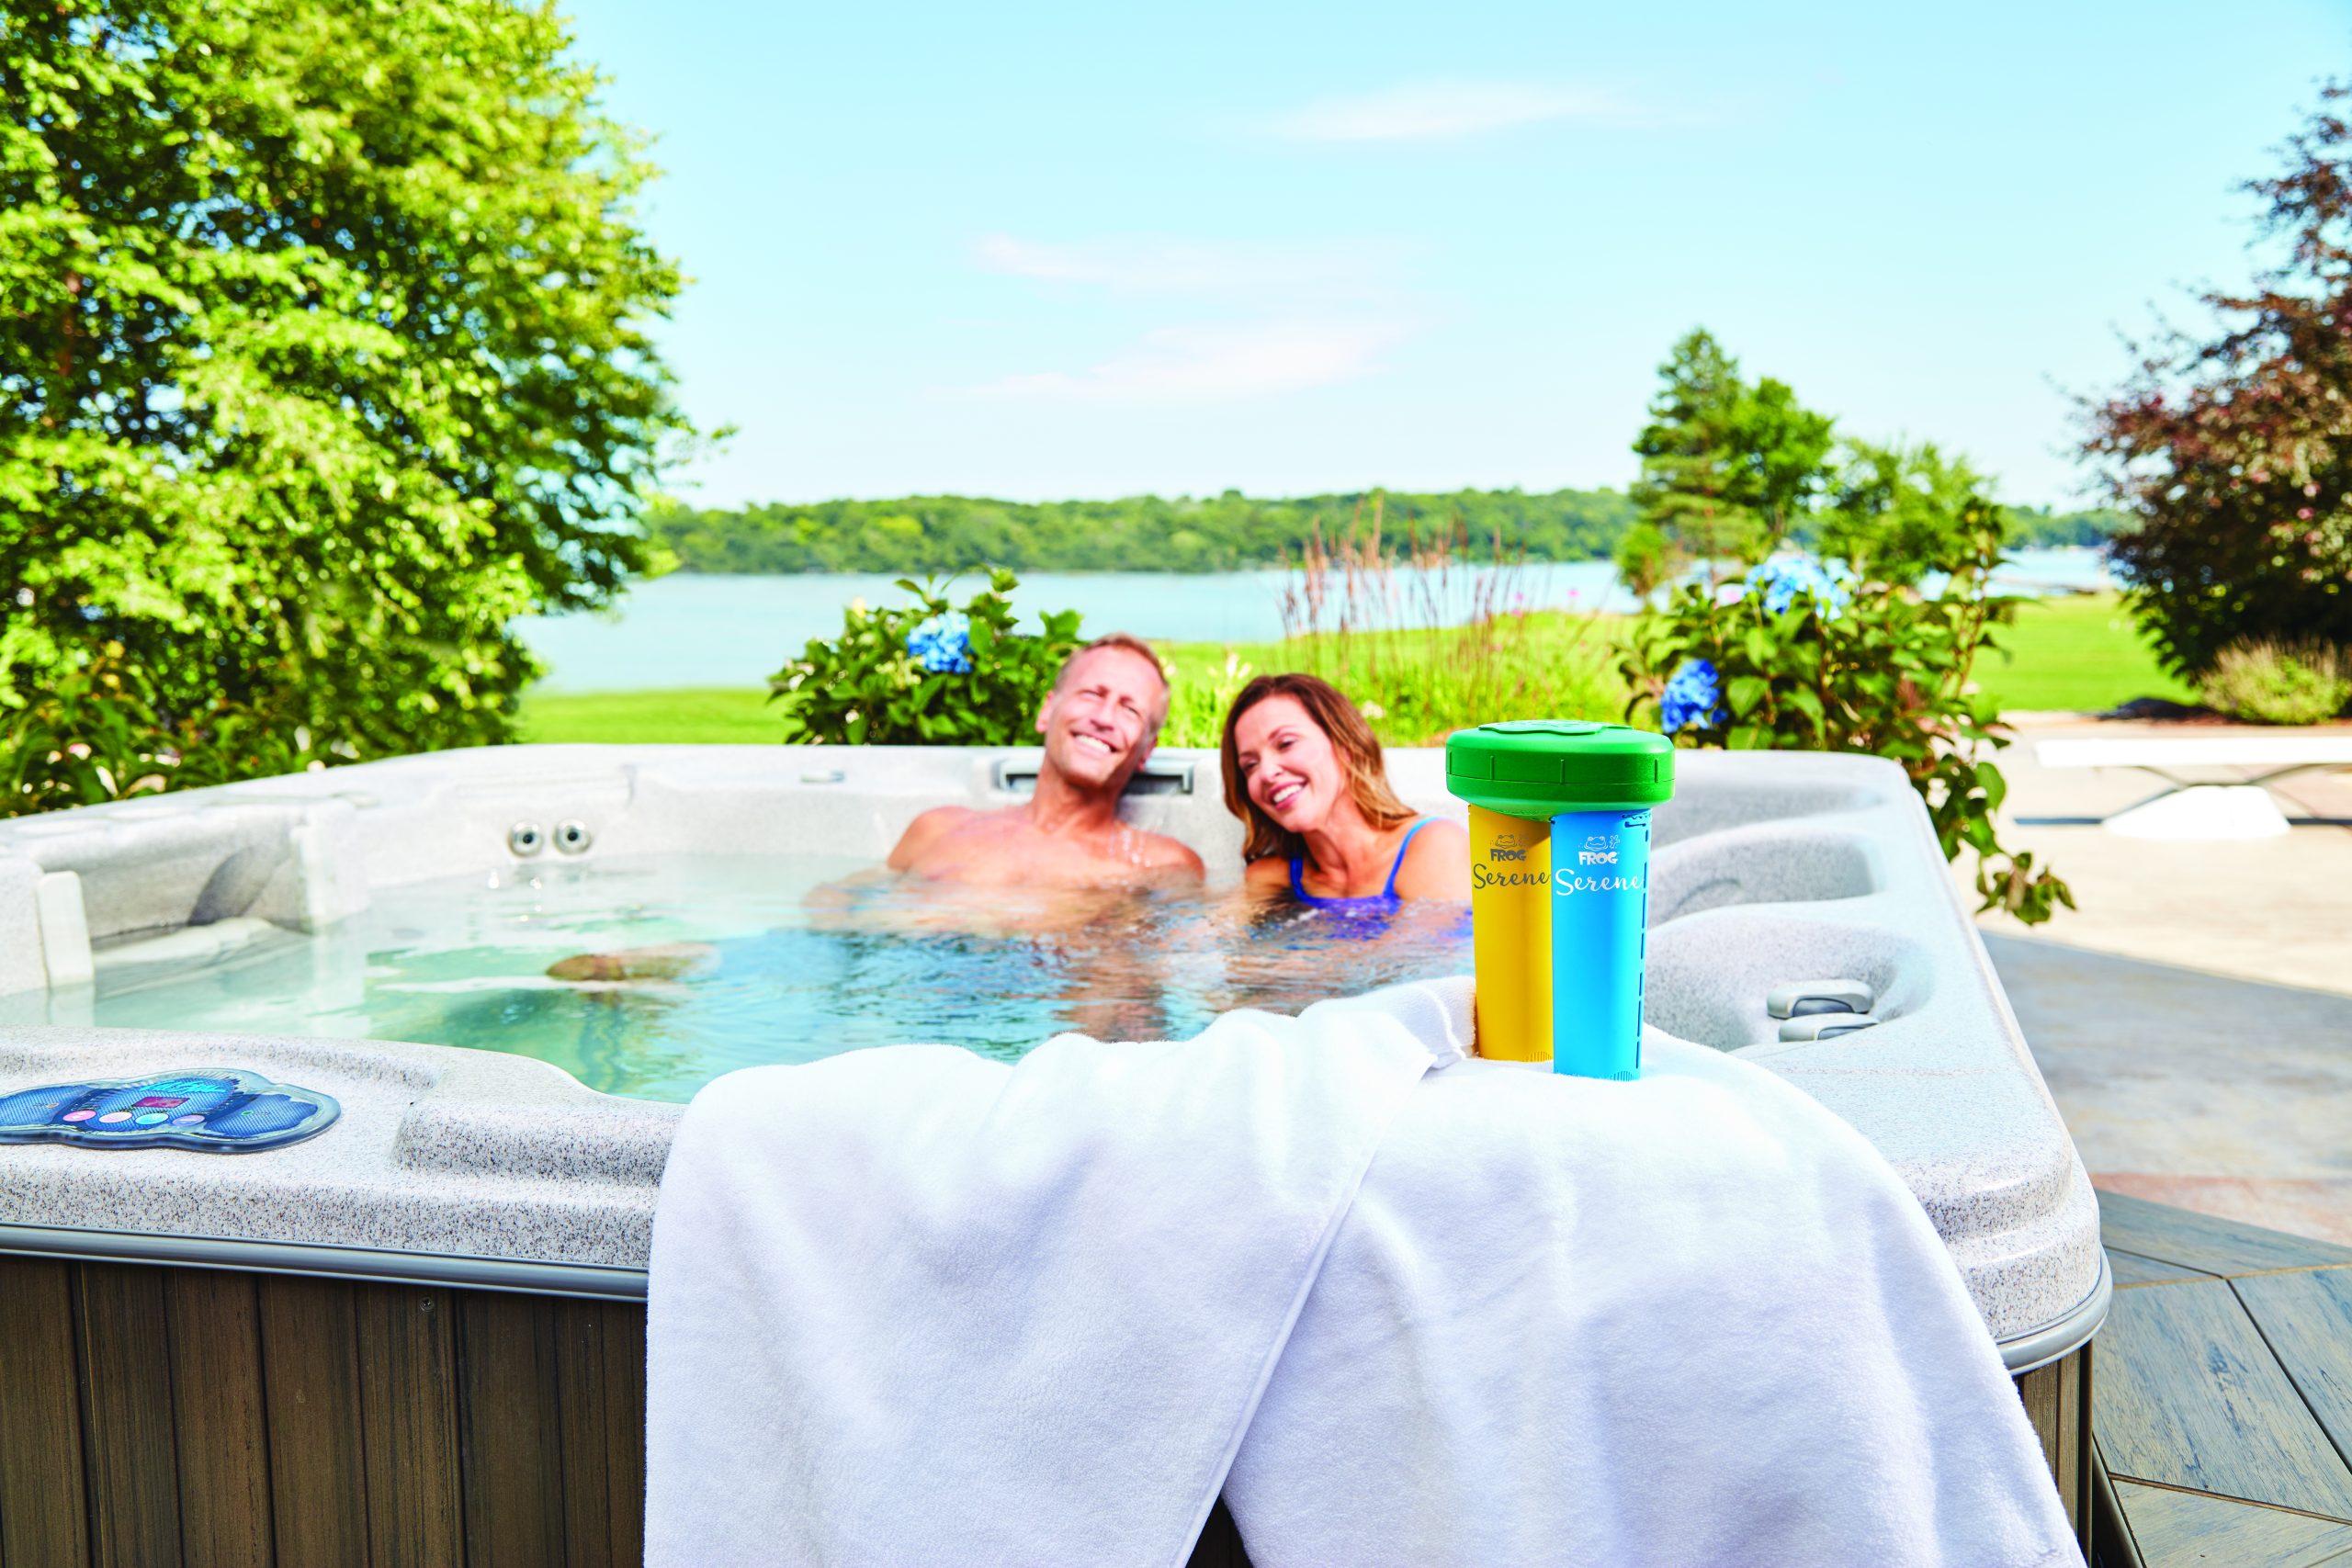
left=1241, top=855, right=1292, bottom=893
left=887, top=806, right=971, bottom=872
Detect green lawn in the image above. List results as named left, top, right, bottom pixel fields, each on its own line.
left=514, top=592, right=2190, bottom=745
left=517, top=687, right=778, bottom=744
left=1974, top=592, right=2192, bottom=712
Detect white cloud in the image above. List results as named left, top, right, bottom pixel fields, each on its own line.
left=967, top=320, right=1411, bottom=406
left=974, top=234, right=1386, bottom=299
left=1265, top=79, right=1627, bottom=142
left=966, top=232, right=1417, bottom=406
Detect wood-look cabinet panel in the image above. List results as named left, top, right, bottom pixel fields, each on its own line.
left=0, top=1257, right=93, bottom=1567
left=164, top=1268, right=275, bottom=1568
left=256, top=1275, right=369, bottom=1567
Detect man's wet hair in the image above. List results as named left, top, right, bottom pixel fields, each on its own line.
left=1052, top=633, right=1170, bottom=738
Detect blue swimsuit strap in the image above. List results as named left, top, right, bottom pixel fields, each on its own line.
left=1291, top=818, right=1433, bottom=905
left=1380, top=818, right=1435, bottom=897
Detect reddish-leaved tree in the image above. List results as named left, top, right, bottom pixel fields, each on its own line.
left=2086, top=85, right=2352, bottom=674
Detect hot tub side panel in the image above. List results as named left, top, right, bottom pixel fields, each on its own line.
left=0, top=1253, right=2095, bottom=1567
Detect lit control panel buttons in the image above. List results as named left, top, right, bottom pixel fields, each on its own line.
left=0, top=1069, right=340, bottom=1153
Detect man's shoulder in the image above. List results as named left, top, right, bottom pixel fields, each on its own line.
left=888, top=804, right=982, bottom=869
left=1131, top=825, right=1206, bottom=877
left=904, top=804, right=983, bottom=840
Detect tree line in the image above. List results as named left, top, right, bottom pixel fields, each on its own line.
left=644, top=489, right=2120, bottom=574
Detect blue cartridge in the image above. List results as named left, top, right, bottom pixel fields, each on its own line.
left=1547, top=807, right=1654, bottom=1079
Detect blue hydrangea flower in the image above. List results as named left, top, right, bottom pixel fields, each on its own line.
left=906, top=612, right=973, bottom=674
left=1743, top=557, right=1854, bottom=618
left=1660, top=659, right=1723, bottom=734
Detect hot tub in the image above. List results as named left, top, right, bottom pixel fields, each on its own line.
left=0, top=744, right=2107, bottom=1565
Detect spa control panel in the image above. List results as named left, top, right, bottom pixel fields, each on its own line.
left=0, top=1069, right=339, bottom=1154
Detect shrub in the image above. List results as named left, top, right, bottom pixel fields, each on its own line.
left=1, top=648, right=336, bottom=818
left=768, top=572, right=1082, bottom=745
left=1618, top=536, right=2075, bottom=926
left=2199, top=641, right=2351, bottom=725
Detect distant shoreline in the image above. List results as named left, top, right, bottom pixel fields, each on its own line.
left=644, top=490, right=2123, bottom=577
left=648, top=542, right=2110, bottom=580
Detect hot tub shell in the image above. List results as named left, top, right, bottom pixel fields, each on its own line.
left=0, top=743, right=2108, bottom=1562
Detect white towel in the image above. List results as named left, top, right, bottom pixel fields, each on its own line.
left=1222, top=1035, right=2082, bottom=1568
left=645, top=980, right=1471, bottom=1568
left=645, top=979, right=2080, bottom=1568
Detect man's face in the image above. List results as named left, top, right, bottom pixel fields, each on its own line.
left=1036, top=648, right=1163, bottom=791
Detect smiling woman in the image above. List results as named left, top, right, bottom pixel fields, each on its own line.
left=1221, top=673, right=1471, bottom=919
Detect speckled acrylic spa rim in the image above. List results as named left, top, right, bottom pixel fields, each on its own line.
left=0, top=745, right=2109, bottom=1368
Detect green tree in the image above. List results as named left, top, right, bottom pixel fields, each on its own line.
left=1631, top=329, right=1834, bottom=578
left=1, top=0, right=690, bottom=763
left=1725, top=376, right=1837, bottom=550
left=2086, top=83, right=2352, bottom=673
left=1820, top=440, right=2005, bottom=587
left=1630, top=329, right=1754, bottom=575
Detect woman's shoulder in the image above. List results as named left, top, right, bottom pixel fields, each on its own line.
left=1400, top=817, right=1468, bottom=862
left=1393, top=817, right=1470, bottom=899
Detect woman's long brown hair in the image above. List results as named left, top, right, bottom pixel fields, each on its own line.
left=1219, top=672, right=1418, bottom=863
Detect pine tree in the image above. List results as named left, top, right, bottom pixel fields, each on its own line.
left=1630, top=330, right=1835, bottom=581
left=1631, top=330, right=1752, bottom=578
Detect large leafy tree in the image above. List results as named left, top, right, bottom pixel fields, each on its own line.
left=1, top=0, right=691, bottom=759
left=1724, top=376, right=1838, bottom=547
left=1820, top=439, right=2006, bottom=588
left=2086, top=85, right=2352, bottom=674
left=1628, top=328, right=1835, bottom=580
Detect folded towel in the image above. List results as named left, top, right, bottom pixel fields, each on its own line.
left=1222, top=1032, right=2081, bottom=1568
left=645, top=980, right=1471, bottom=1568
left=646, top=979, right=2080, bottom=1568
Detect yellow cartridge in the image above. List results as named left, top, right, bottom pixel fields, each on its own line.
left=1465, top=805, right=1552, bottom=1062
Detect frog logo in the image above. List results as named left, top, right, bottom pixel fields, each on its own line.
left=1577, top=832, right=1619, bottom=866
left=1488, top=831, right=1527, bottom=863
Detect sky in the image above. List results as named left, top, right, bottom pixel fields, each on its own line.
left=558, top=0, right=2349, bottom=511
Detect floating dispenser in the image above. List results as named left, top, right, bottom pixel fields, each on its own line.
left=1444, top=721, right=1676, bottom=1078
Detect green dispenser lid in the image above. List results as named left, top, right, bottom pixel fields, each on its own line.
left=1443, top=720, right=1676, bottom=818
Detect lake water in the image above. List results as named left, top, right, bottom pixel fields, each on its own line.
left=513, top=549, right=2112, bottom=693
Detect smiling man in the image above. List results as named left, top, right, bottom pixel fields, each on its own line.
left=886, top=633, right=1205, bottom=889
